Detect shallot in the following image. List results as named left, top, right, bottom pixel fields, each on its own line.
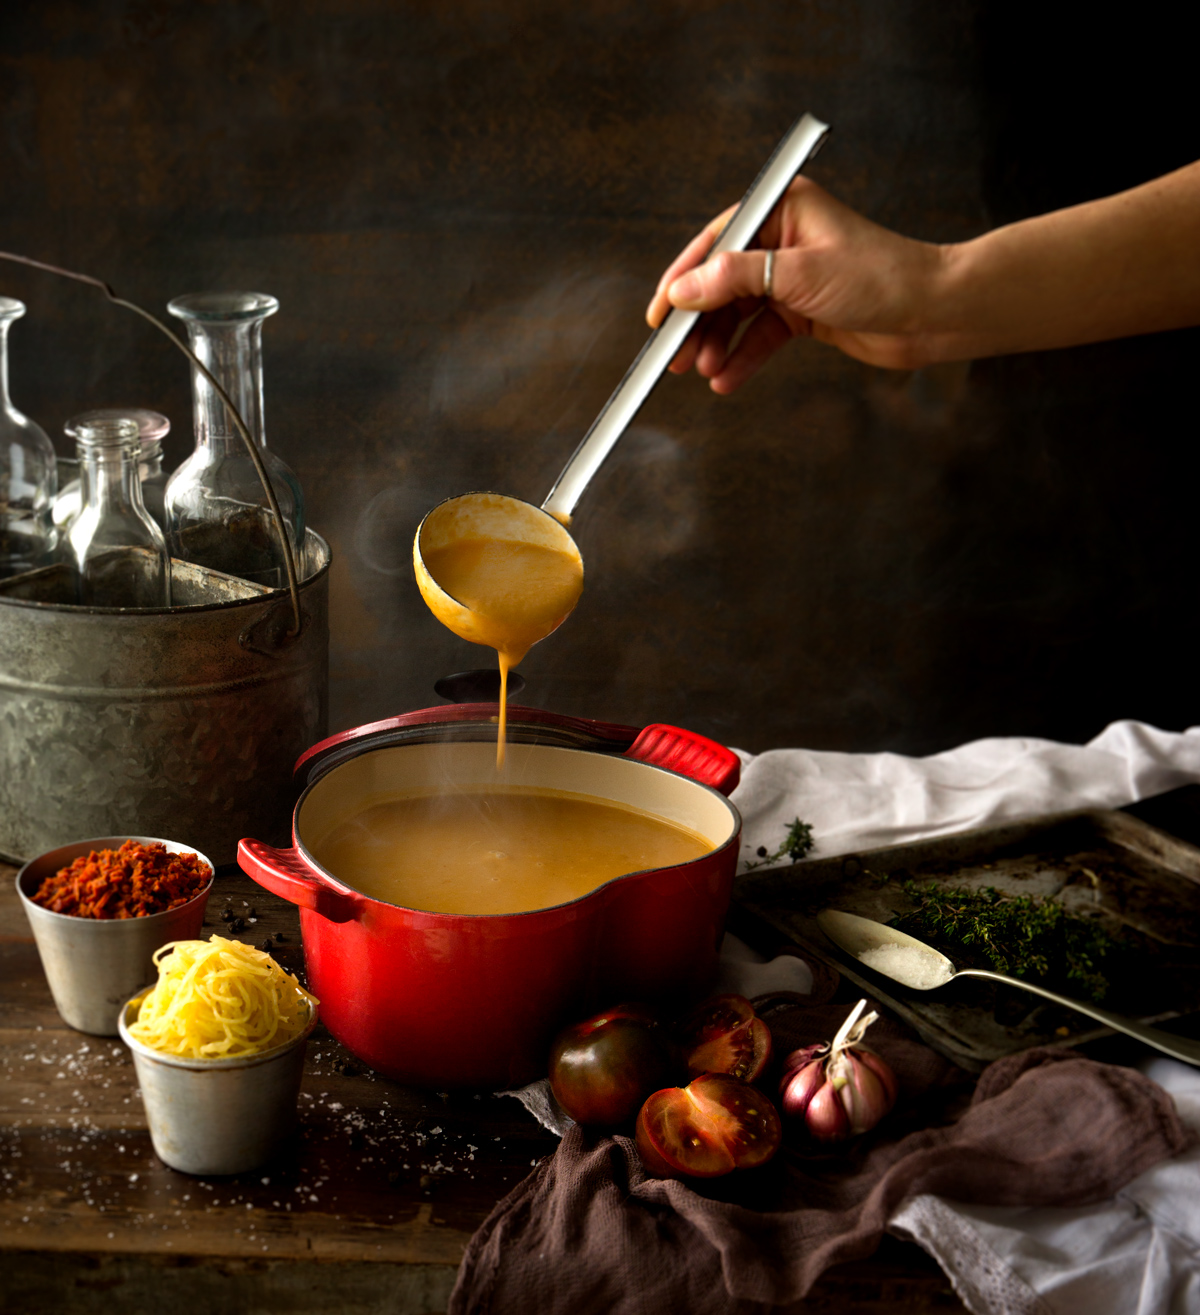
left=779, top=999, right=898, bottom=1141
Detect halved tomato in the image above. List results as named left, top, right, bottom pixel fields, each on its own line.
left=679, top=994, right=773, bottom=1084
left=635, top=1073, right=782, bottom=1179
left=549, top=1003, right=673, bottom=1127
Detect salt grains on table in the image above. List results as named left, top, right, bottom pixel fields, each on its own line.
left=857, top=943, right=954, bottom=990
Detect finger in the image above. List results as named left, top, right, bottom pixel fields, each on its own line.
left=648, top=228, right=715, bottom=327
left=667, top=319, right=705, bottom=374
left=693, top=304, right=745, bottom=378
left=708, top=307, right=797, bottom=394
left=658, top=216, right=728, bottom=291
left=697, top=300, right=765, bottom=376
left=667, top=249, right=774, bottom=313
left=646, top=204, right=738, bottom=327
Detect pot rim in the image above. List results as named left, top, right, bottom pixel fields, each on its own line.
left=294, top=702, right=644, bottom=785
left=0, top=529, right=331, bottom=617
left=290, top=739, right=742, bottom=922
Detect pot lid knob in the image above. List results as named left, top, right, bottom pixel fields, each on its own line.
left=434, top=669, right=527, bottom=704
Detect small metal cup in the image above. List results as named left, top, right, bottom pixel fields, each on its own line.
left=119, top=992, right=317, bottom=1175
left=16, top=835, right=214, bottom=1035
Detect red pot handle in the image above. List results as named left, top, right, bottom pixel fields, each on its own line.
left=237, top=839, right=362, bottom=924
left=624, top=724, right=741, bottom=795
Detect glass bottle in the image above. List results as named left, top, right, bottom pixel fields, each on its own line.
left=163, top=292, right=304, bottom=589
left=54, top=408, right=171, bottom=533
left=0, top=297, right=57, bottom=577
left=68, top=416, right=171, bottom=608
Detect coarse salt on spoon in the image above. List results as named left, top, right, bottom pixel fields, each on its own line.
left=415, top=113, right=831, bottom=766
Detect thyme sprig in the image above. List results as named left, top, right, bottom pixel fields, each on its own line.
left=890, top=881, right=1117, bottom=1002
left=744, top=818, right=815, bottom=870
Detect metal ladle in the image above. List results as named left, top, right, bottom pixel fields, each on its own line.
left=817, top=908, right=1200, bottom=1067
left=414, top=112, right=831, bottom=638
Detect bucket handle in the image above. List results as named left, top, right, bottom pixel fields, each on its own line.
left=625, top=724, right=741, bottom=796
left=238, top=839, right=360, bottom=924
left=0, top=251, right=303, bottom=638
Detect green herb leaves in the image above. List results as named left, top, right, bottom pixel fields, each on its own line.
left=745, top=818, right=815, bottom=870
left=890, top=882, right=1117, bottom=1002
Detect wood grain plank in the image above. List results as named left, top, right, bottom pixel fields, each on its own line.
left=1, top=854, right=964, bottom=1310
left=1, top=860, right=557, bottom=1264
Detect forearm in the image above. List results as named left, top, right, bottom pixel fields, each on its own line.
left=923, top=161, right=1200, bottom=363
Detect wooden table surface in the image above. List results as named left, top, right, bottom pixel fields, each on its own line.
left=0, top=859, right=966, bottom=1314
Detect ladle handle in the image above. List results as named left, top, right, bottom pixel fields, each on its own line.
left=541, top=111, right=830, bottom=524
left=958, top=968, right=1200, bottom=1067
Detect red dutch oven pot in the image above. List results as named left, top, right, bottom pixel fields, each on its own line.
left=237, top=703, right=742, bottom=1089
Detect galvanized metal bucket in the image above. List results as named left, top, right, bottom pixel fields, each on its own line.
left=119, top=991, right=317, bottom=1175
left=0, top=531, right=330, bottom=865
left=16, top=835, right=214, bottom=1035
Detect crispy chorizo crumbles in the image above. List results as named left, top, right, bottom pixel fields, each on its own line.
left=32, top=840, right=212, bottom=919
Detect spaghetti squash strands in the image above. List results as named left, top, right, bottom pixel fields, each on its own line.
left=128, top=935, right=318, bottom=1059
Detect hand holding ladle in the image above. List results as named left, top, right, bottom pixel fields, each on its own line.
left=413, top=114, right=831, bottom=695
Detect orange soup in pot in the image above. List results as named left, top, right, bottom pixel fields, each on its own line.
left=309, top=787, right=712, bottom=916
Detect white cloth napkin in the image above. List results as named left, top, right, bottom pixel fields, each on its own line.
left=730, top=718, right=1200, bottom=1315
left=730, top=718, right=1200, bottom=868
left=890, top=1058, right=1200, bottom=1315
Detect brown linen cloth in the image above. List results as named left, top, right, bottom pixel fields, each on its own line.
left=450, top=999, right=1192, bottom=1315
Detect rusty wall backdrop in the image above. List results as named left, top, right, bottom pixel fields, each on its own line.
left=0, top=0, right=1197, bottom=754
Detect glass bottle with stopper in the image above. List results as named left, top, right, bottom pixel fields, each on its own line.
left=163, top=292, right=304, bottom=589
left=54, top=408, right=171, bottom=533
left=0, top=296, right=57, bottom=578
left=67, top=415, right=171, bottom=607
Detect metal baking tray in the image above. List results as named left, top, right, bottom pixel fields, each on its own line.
left=732, top=809, right=1200, bottom=1071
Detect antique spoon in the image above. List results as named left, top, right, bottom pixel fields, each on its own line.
left=817, top=907, right=1200, bottom=1067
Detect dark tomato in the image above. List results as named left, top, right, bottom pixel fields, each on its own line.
left=680, top=993, right=773, bottom=1084
left=549, top=1004, right=673, bottom=1127
left=635, top=1073, right=782, bottom=1179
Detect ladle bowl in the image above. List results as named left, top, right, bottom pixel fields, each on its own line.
left=817, top=908, right=1200, bottom=1067
left=413, top=492, right=583, bottom=652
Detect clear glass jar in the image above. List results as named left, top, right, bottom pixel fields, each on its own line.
left=68, top=416, right=171, bottom=608
left=0, top=297, right=57, bottom=577
left=163, top=292, right=304, bottom=589
left=54, top=408, right=171, bottom=533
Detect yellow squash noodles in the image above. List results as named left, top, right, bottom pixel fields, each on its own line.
left=128, top=935, right=318, bottom=1059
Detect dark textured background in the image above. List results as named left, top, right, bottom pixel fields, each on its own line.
left=0, top=0, right=1196, bottom=754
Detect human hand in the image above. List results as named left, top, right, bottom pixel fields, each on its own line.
left=645, top=178, right=949, bottom=388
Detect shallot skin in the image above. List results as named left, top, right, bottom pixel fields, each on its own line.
left=777, top=1001, right=899, bottom=1142
left=778, top=1053, right=825, bottom=1118
left=857, top=1047, right=899, bottom=1105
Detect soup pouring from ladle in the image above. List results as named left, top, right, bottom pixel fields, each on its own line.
left=415, top=113, right=830, bottom=764
left=817, top=908, right=1200, bottom=1067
